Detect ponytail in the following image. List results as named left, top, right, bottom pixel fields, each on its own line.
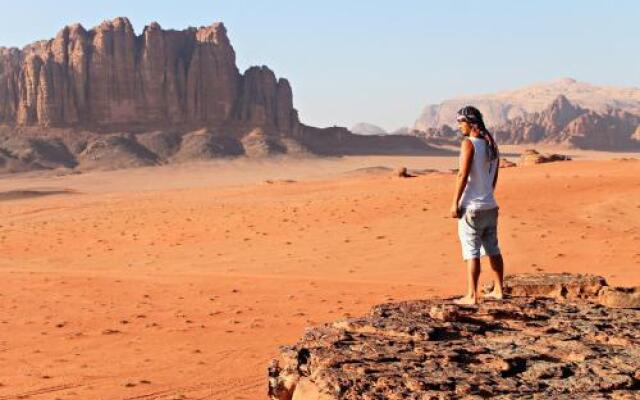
left=476, top=120, right=499, bottom=162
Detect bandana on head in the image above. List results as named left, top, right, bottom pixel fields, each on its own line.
left=455, top=106, right=500, bottom=164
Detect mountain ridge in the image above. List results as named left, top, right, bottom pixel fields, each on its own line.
left=0, top=17, right=441, bottom=173
left=414, top=78, right=640, bottom=131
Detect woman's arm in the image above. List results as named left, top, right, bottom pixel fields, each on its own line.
left=450, top=139, right=474, bottom=218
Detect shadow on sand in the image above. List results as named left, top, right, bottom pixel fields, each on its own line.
left=0, top=188, right=77, bottom=202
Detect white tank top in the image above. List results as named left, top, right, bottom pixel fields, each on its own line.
left=459, top=136, right=498, bottom=210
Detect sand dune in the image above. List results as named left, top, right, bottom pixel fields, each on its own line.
left=0, top=153, right=638, bottom=399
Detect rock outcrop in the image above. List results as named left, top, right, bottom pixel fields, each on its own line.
left=519, top=149, right=571, bottom=166
left=0, top=17, right=442, bottom=173
left=493, top=96, right=640, bottom=150
left=0, top=18, right=444, bottom=172
left=76, top=134, right=159, bottom=170
left=498, top=158, right=516, bottom=168
left=495, top=273, right=640, bottom=309
left=269, top=273, right=640, bottom=400
left=413, top=78, right=640, bottom=130
left=412, top=80, right=640, bottom=151
left=0, top=18, right=297, bottom=133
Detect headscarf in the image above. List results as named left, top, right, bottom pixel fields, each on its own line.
left=456, top=106, right=499, bottom=163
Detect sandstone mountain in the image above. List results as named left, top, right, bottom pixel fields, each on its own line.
left=413, top=78, right=640, bottom=130
left=412, top=85, right=640, bottom=151
left=493, top=95, right=640, bottom=150
left=0, top=18, right=297, bottom=133
left=0, top=18, right=439, bottom=173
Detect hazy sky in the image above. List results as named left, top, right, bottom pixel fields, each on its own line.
left=1, top=1, right=638, bottom=130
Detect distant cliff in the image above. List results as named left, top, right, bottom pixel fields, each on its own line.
left=411, top=81, right=640, bottom=151
left=0, top=18, right=298, bottom=133
left=0, top=18, right=439, bottom=172
left=492, top=95, right=640, bottom=150
left=413, top=78, right=640, bottom=130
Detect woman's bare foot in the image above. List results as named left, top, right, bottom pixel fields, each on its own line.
left=454, top=295, right=478, bottom=305
left=484, top=290, right=504, bottom=300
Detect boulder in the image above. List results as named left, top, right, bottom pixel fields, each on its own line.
left=498, top=158, right=516, bottom=168
left=520, top=149, right=571, bottom=166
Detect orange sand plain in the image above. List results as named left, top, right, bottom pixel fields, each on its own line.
left=0, top=153, right=639, bottom=399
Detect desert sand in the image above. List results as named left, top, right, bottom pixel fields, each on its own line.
left=0, top=151, right=639, bottom=399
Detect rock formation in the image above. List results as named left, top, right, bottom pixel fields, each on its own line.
left=0, top=17, right=441, bottom=173
left=413, top=78, right=640, bottom=130
left=493, top=96, right=640, bottom=150
left=417, top=95, right=640, bottom=151
left=412, top=79, right=640, bottom=151
left=495, top=273, right=640, bottom=309
left=0, top=18, right=297, bottom=133
left=498, top=158, right=516, bottom=168
left=269, top=273, right=640, bottom=400
left=519, top=149, right=571, bottom=166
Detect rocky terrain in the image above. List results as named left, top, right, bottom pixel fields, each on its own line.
left=413, top=95, right=640, bottom=151
left=493, top=95, right=640, bottom=150
left=414, top=78, right=640, bottom=130
left=412, top=79, right=640, bottom=151
left=0, top=18, right=438, bottom=173
left=269, top=273, right=640, bottom=400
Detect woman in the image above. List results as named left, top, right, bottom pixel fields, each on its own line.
left=450, top=106, right=505, bottom=305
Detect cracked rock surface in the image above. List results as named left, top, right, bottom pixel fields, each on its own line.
left=269, top=274, right=640, bottom=399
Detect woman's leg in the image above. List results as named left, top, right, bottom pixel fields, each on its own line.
left=455, top=258, right=481, bottom=305
left=486, top=254, right=504, bottom=299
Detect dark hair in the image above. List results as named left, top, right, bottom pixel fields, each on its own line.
left=456, top=106, right=499, bottom=163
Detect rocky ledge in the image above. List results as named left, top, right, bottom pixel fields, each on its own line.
left=268, top=273, right=640, bottom=399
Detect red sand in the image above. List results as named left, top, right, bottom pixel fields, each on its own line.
left=0, top=156, right=639, bottom=399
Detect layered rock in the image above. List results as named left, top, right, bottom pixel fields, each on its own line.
left=0, top=17, right=298, bottom=134
left=0, top=17, right=443, bottom=173
left=496, top=273, right=640, bottom=309
left=269, top=273, right=640, bottom=400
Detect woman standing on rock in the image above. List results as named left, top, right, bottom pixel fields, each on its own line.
left=450, top=106, right=505, bottom=305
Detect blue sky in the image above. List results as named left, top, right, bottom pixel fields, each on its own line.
left=1, top=1, right=638, bottom=130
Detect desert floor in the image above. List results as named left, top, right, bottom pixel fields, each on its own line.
left=0, top=149, right=639, bottom=399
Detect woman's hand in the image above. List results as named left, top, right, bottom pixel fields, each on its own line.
left=450, top=203, right=460, bottom=218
